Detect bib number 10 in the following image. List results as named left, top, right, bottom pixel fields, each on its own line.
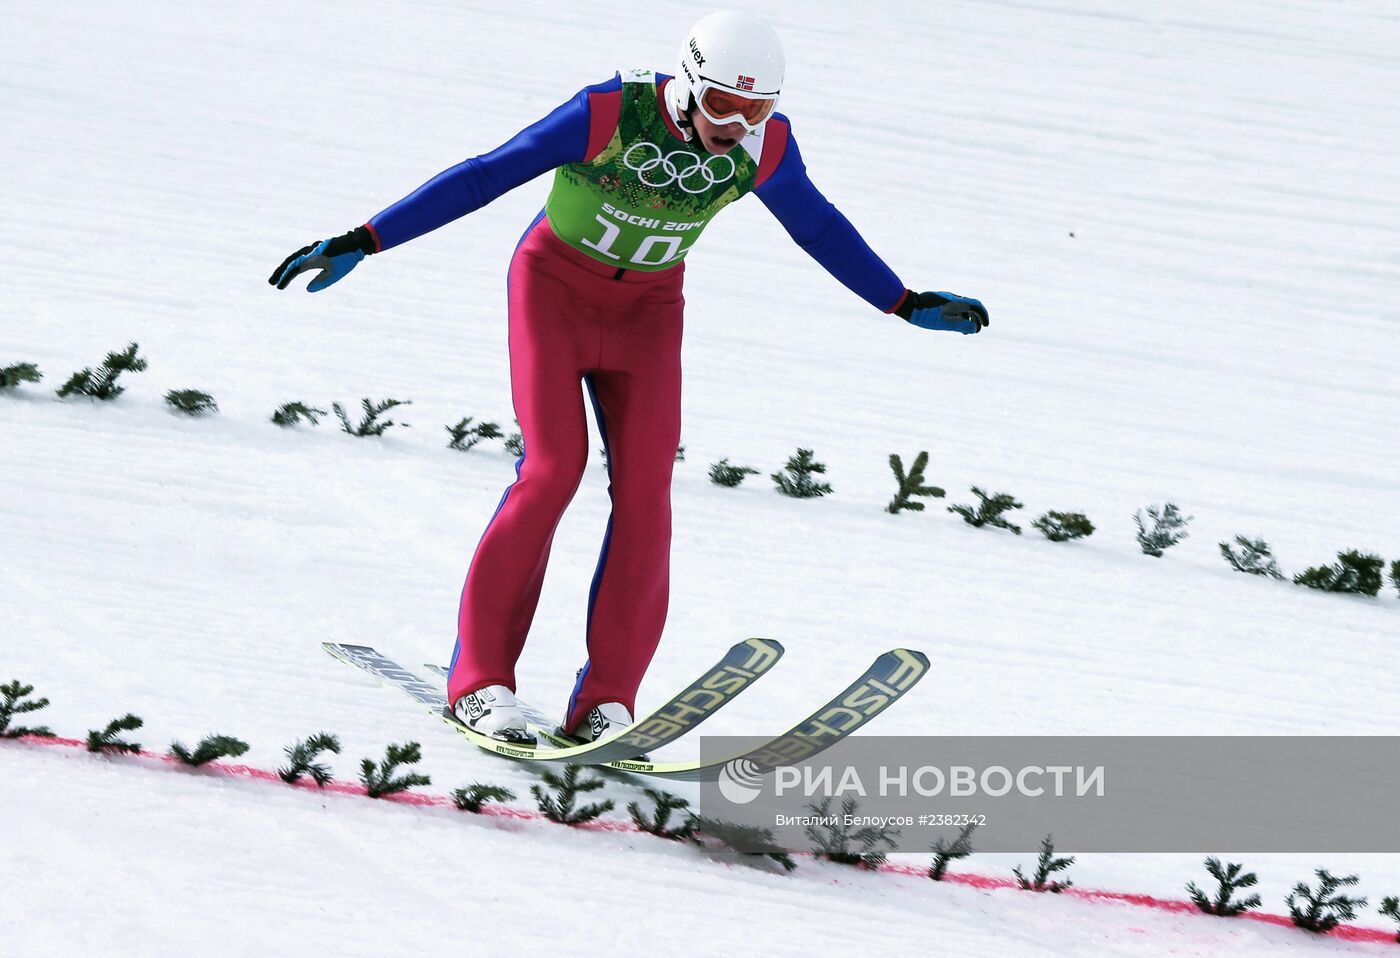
left=580, top=215, right=694, bottom=267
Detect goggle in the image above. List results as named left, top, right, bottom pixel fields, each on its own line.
left=695, top=81, right=778, bottom=134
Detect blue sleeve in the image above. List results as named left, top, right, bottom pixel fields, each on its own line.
left=754, top=120, right=906, bottom=312
left=367, top=76, right=619, bottom=253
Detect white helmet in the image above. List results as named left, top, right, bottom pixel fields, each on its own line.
left=670, top=10, right=785, bottom=135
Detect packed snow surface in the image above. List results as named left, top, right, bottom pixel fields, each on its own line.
left=2, top=0, right=1398, bottom=954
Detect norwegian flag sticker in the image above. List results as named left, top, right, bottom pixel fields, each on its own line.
left=735, top=74, right=755, bottom=91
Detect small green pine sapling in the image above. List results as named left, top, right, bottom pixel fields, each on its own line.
left=691, top=816, right=797, bottom=872
left=1014, top=835, right=1075, bottom=892
left=804, top=796, right=899, bottom=868
left=1219, top=536, right=1284, bottom=579
left=1391, top=560, right=1400, bottom=598
left=675, top=443, right=686, bottom=463
left=1294, top=551, right=1386, bottom=596
left=168, top=734, right=249, bottom=767
left=530, top=764, right=615, bottom=825
left=334, top=397, right=412, bottom=437
left=58, top=371, right=95, bottom=398
left=1134, top=502, right=1192, bottom=557
left=1286, top=869, right=1367, bottom=933
left=359, top=741, right=431, bottom=797
left=886, top=451, right=945, bottom=514
left=928, top=822, right=978, bottom=880
left=949, top=486, right=1024, bottom=534
left=0, top=680, right=55, bottom=738
left=709, top=458, right=760, bottom=487
left=452, top=783, right=517, bottom=813
left=1032, top=511, right=1095, bottom=542
left=57, top=343, right=148, bottom=400
left=1380, top=896, right=1400, bottom=942
left=446, top=416, right=503, bottom=451
left=271, top=401, right=328, bottom=427
left=772, top=448, right=833, bottom=499
left=0, top=363, right=43, bottom=390
left=279, top=732, right=341, bottom=786
left=504, top=420, right=524, bottom=457
left=1187, top=857, right=1262, bottom=916
left=86, top=713, right=144, bottom=754
left=164, top=389, right=218, bottom=416
left=628, top=788, right=700, bottom=842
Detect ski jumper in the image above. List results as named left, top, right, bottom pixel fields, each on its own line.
left=363, top=70, right=909, bottom=732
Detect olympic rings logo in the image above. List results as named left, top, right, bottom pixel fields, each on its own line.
left=622, top=141, right=736, bottom=194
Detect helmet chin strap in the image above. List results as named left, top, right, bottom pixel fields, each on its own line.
left=664, top=79, right=696, bottom=141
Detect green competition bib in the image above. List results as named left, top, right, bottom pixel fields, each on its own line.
left=544, top=68, right=760, bottom=271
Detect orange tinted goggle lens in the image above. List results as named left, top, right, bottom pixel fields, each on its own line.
left=701, top=87, right=775, bottom=125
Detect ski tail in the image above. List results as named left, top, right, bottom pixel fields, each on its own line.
left=323, top=643, right=539, bottom=760
left=326, top=643, right=446, bottom=712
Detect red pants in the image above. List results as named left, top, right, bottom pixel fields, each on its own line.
left=448, top=214, right=685, bottom=732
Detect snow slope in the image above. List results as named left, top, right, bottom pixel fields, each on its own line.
left=2, top=0, right=1398, bottom=954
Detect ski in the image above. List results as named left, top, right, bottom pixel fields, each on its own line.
left=429, top=648, right=931, bottom=781
left=324, top=637, right=783, bottom=764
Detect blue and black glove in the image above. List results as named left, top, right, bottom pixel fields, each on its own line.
left=268, top=226, right=377, bottom=292
left=894, top=289, right=989, bottom=334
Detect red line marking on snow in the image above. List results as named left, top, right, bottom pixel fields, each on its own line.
left=878, top=861, right=1396, bottom=943
left=9, top=735, right=1397, bottom=944
left=13, top=734, right=632, bottom=833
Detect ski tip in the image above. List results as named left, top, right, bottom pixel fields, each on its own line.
left=733, top=636, right=784, bottom=672
left=881, top=648, right=932, bottom=687
left=889, top=648, right=931, bottom=667
left=743, top=636, right=784, bottom=653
